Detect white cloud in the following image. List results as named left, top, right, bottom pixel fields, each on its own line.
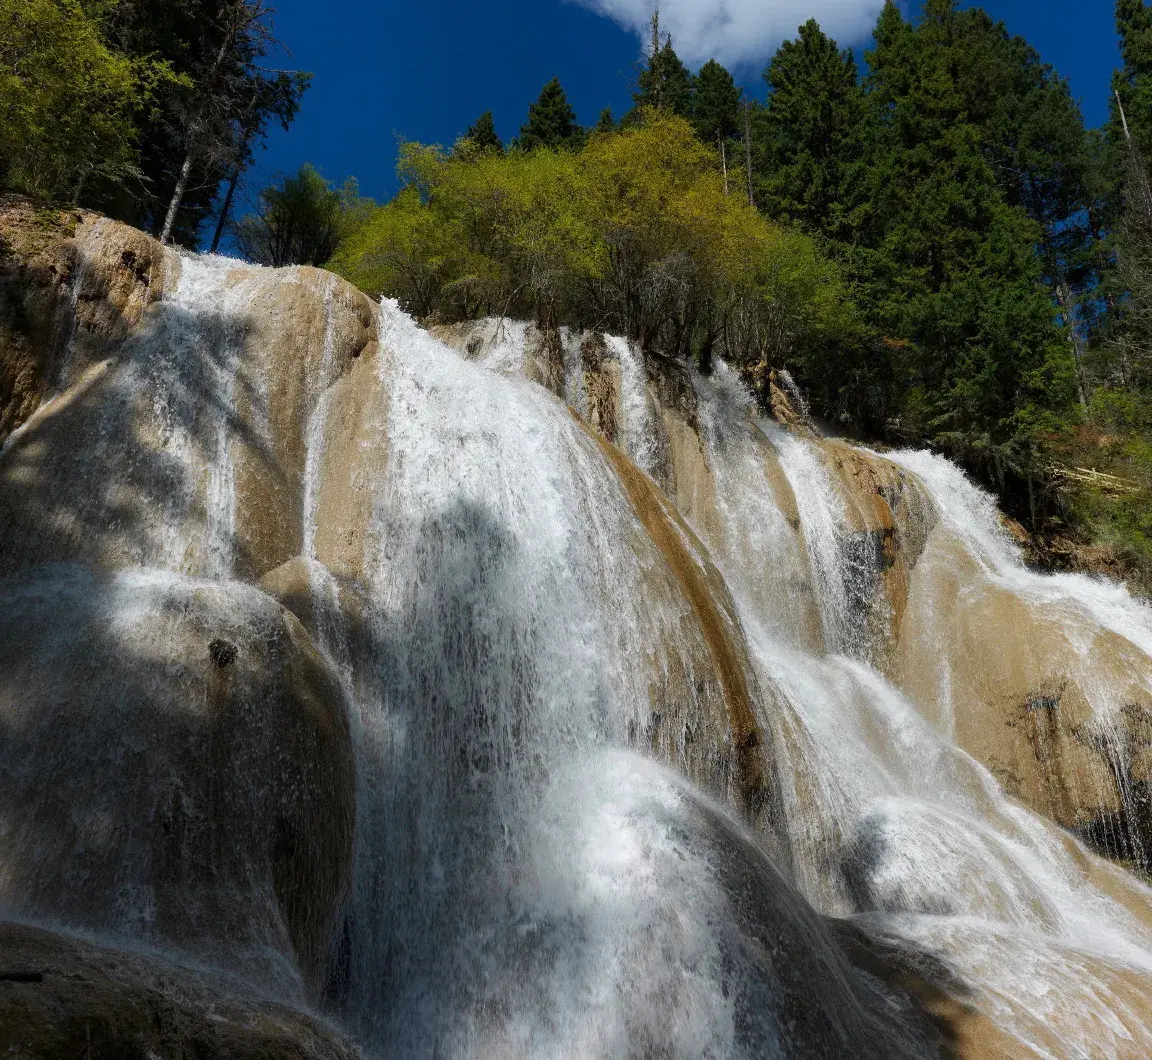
left=578, top=0, right=886, bottom=68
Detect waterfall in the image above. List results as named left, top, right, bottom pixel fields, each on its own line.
left=609, top=334, right=658, bottom=475
left=12, top=232, right=1152, bottom=1058
left=325, top=306, right=1152, bottom=1055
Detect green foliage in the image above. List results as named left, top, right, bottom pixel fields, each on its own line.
left=235, top=163, right=371, bottom=267
left=331, top=112, right=860, bottom=379
left=863, top=1, right=1077, bottom=464
left=755, top=18, right=873, bottom=241
left=0, top=0, right=309, bottom=247
left=595, top=108, right=617, bottom=134
left=1111, top=0, right=1152, bottom=165
left=632, top=16, right=694, bottom=119
left=518, top=78, right=581, bottom=151
left=462, top=111, right=503, bottom=155
left=692, top=60, right=741, bottom=144
left=0, top=0, right=177, bottom=200
left=1043, top=387, right=1152, bottom=589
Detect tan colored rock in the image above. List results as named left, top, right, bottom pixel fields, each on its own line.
left=577, top=331, right=621, bottom=443
left=0, top=198, right=167, bottom=447
left=895, top=529, right=1152, bottom=849
left=0, top=922, right=359, bottom=1060
left=0, top=565, right=355, bottom=999
left=259, top=554, right=323, bottom=635
left=816, top=439, right=937, bottom=664
left=767, top=370, right=817, bottom=436
left=231, top=267, right=376, bottom=581
left=525, top=323, right=567, bottom=394
left=0, top=216, right=377, bottom=582
left=590, top=426, right=790, bottom=858
left=309, top=338, right=389, bottom=584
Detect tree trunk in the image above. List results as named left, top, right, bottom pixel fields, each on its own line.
left=161, top=154, right=194, bottom=246
left=163, top=5, right=251, bottom=247
left=209, top=165, right=241, bottom=254
left=719, top=134, right=728, bottom=196
left=743, top=100, right=754, bottom=208
left=72, top=166, right=89, bottom=206
left=1055, top=277, right=1090, bottom=412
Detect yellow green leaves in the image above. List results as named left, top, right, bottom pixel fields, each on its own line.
left=0, top=0, right=181, bottom=199
left=331, top=111, right=857, bottom=373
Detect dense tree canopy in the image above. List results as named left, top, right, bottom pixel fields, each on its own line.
left=518, top=78, right=581, bottom=151
left=692, top=59, right=741, bottom=144
left=234, top=163, right=369, bottom=267
left=754, top=18, right=873, bottom=241
left=0, top=0, right=309, bottom=247
left=0, top=0, right=176, bottom=201
left=330, top=113, right=860, bottom=381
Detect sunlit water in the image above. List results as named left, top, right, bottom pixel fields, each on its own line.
left=8, top=254, right=1152, bottom=1057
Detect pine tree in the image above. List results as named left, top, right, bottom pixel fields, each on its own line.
left=692, top=59, right=740, bottom=143
left=944, top=5, right=1096, bottom=404
left=594, top=107, right=617, bottom=134
left=863, top=0, right=1075, bottom=458
left=464, top=111, right=503, bottom=154
left=632, top=13, right=694, bottom=118
left=755, top=19, right=874, bottom=240
left=1105, top=1, right=1152, bottom=232
left=519, top=78, right=580, bottom=151
left=1112, top=0, right=1152, bottom=159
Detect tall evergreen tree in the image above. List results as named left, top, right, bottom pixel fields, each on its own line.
left=1100, top=2, right=1152, bottom=387
left=755, top=18, right=874, bottom=241
left=594, top=107, right=617, bottom=134
left=692, top=59, right=740, bottom=144
left=464, top=111, right=503, bottom=154
left=632, top=13, right=694, bottom=118
left=1112, top=0, right=1152, bottom=162
left=519, top=78, right=580, bottom=151
left=100, top=0, right=308, bottom=247
left=864, top=0, right=1075, bottom=460
left=941, top=5, right=1097, bottom=403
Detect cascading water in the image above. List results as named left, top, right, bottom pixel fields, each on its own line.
left=715, top=425, right=1152, bottom=1054
left=312, top=304, right=1152, bottom=1057
left=310, top=305, right=1152, bottom=1056
left=12, top=227, right=1152, bottom=1058
left=330, top=302, right=848, bottom=1056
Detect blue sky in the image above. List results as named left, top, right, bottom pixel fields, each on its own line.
left=248, top=0, right=1122, bottom=205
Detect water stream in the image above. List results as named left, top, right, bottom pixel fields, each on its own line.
left=9, top=254, right=1152, bottom=1057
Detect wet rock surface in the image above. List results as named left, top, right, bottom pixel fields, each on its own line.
left=7, top=216, right=1152, bottom=1057
left=0, top=565, right=355, bottom=999
left=0, top=922, right=360, bottom=1060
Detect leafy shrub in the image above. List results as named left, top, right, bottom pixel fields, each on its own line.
left=329, top=111, right=864, bottom=384
left=0, top=0, right=177, bottom=200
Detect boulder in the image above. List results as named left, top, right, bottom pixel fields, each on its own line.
left=0, top=196, right=167, bottom=447
left=0, top=922, right=360, bottom=1060
left=0, top=201, right=378, bottom=582
left=0, top=565, right=356, bottom=999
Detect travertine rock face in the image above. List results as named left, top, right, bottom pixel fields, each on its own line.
left=0, top=200, right=376, bottom=582
left=10, top=211, right=1152, bottom=1058
left=813, top=440, right=936, bottom=666
left=0, top=923, right=360, bottom=1060
left=431, top=315, right=1152, bottom=868
left=894, top=522, right=1152, bottom=859
left=0, top=565, right=355, bottom=999
left=0, top=199, right=167, bottom=446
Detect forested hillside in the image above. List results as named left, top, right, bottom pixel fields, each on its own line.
left=0, top=0, right=308, bottom=246
left=329, top=1, right=1152, bottom=590
left=7, top=0, right=1152, bottom=588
